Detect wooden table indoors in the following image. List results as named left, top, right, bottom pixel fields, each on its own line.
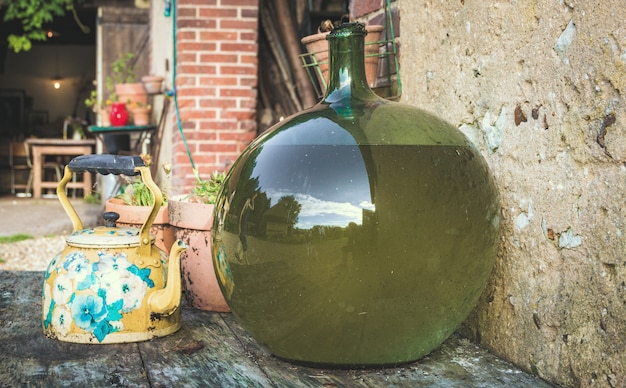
left=26, top=138, right=96, bottom=199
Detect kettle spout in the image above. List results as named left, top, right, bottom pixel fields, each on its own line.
left=148, top=240, right=187, bottom=315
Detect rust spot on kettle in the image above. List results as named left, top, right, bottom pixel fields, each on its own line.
left=150, top=312, right=164, bottom=321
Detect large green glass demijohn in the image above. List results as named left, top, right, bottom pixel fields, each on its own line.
left=212, top=22, right=500, bottom=367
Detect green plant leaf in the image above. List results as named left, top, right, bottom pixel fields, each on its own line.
left=191, top=171, right=226, bottom=204
left=111, top=52, right=137, bottom=84
left=3, top=0, right=82, bottom=53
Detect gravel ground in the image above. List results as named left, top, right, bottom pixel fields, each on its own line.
left=0, top=196, right=102, bottom=272
left=0, top=235, right=66, bottom=271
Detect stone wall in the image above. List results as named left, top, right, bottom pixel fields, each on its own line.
left=398, top=1, right=625, bottom=386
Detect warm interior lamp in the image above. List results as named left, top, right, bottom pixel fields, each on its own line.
left=46, top=28, right=61, bottom=39
left=52, top=47, right=62, bottom=90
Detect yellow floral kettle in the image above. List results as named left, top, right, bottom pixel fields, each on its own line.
left=42, top=154, right=186, bottom=344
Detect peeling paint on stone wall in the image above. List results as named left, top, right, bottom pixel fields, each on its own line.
left=515, top=213, right=530, bottom=231
left=515, top=199, right=534, bottom=232
left=554, top=19, right=576, bottom=64
left=459, top=123, right=481, bottom=149
left=558, top=228, right=582, bottom=249
left=481, top=107, right=506, bottom=154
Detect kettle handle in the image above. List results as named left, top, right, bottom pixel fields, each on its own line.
left=67, top=154, right=145, bottom=176
left=57, top=154, right=162, bottom=256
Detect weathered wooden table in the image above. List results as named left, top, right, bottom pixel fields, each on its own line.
left=26, top=138, right=96, bottom=199
left=0, top=271, right=551, bottom=387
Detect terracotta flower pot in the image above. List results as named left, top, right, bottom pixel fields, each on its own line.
left=301, top=25, right=383, bottom=93
left=115, top=83, right=148, bottom=110
left=131, top=107, right=151, bottom=126
left=141, top=75, right=164, bottom=94
left=105, top=198, right=174, bottom=253
left=99, top=107, right=111, bottom=126
left=168, top=195, right=230, bottom=312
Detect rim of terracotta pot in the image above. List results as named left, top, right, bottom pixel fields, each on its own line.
left=168, top=194, right=214, bottom=231
left=114, top=82, right=147, bottom=93
left=301, top=24, right=384, bottom=45
left=301, top=31, right=328, bottom=45
left=105, top=197, right=169, bottom=224
left=141, top=75, right=164, bottom=82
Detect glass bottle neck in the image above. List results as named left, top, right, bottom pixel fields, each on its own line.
left=324, top=25, right=378, bottom=103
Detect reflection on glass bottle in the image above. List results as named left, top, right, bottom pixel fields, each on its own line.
left=212, top=23, right=500, bottom=367
left=237, top=193, right=258, bottom=252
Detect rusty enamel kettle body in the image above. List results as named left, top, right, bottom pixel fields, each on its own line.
left=42, top=154, right=186, bottom=344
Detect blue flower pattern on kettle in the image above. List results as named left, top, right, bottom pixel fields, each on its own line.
left=43, top=250, right=154, bottom=342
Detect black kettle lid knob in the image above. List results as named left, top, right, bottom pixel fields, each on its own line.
left=103, top=212, right=120, bottom=227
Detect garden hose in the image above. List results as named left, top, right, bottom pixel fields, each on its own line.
left=166, top=0, right=199, bottom=180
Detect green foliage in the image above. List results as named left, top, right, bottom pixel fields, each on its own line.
left=191, top=171, right=226, bottom=204
left=276, top=195, right=301, bottom=228
left=102, top=52, right=137, bottom=102
left=0, top=233, right=34, bottom=244
left=84, top=89, right=98, bottom=109
left=83, top=192, right=101, bottom=204
left=116, top=156, right=170, bottom=206
left=110, top=52, right=137, bottom=84
left=2, top=0, right=84, bottom=53
left=116, top=179, right=164, bottom=207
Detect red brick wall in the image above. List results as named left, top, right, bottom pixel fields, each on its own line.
left=351, top=0, right=383, bottom=19
left=351, top=0, right=400, bottom=45
left=172, top=0, right=259, bottom=192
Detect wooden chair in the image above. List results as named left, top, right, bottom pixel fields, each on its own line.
left=10, top=141, right=62, bottom=197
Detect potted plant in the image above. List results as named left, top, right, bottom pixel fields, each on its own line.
left=129, top=101, right=152, bottom=126
left=168, top=170, right=229, bottom=312
left=108, top=52, right=148, bottom=110
left=64, top=116, right=87, bottom=140
left=104, top=154, right=174, bottom=253
left=301, top=20, right=383, bottom=94
left=85, top=87, right=130, bottom=150
left=141, top=75, right=164, bottom=94
left=84, top=89, right=112, bottom=126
